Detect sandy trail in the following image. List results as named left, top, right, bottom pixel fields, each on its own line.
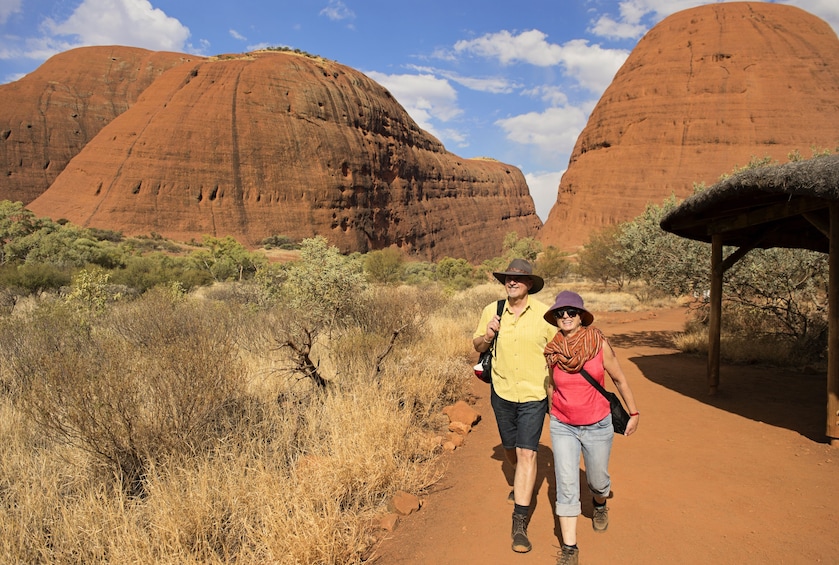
left=372, top=306, right=837, bottom=564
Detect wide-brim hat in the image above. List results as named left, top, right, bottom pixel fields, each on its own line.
left=544, top=290, right=594, bottom=326
left=492, top=259, right=544, bottom=294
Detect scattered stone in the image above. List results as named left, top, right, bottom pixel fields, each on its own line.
left=443, top=400, right=480, bottom=427
left=388, top=490, right=421, bottom=516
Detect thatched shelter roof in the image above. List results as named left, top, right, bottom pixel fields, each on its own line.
left=660, top=154, right=839, bottom=253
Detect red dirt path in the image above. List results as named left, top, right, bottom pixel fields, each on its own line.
left=372, top=306, right=838, bottom=564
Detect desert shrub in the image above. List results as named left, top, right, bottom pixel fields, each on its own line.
left=535, top=245, right=571, bottom=282
left=577, top=224, right=628, bottom=289
left=283, top=236, right=366, bottom=324
left=402, top=260, right=436, bottom=285
left=721, top=247, right=828, bottom=361
left=13, top=223, right=127, bottom=269
left=188, top=235, right=267, bottom=282
left=364, top=248, right=405, bottom=283
left=1, top=290, right=249, bottom=496
left=435, top=257, right=475, bottom=290
left=0, top=261, right=70, bottom=293
left=260, top=234, right=299, bottom=250
left=110, top=252, right=213, bottom=292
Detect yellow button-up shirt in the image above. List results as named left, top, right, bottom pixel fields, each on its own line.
left=474, top=295, right=557, bottom=403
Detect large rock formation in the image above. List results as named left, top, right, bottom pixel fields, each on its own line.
left=0, top=46, right=196, bottom=204
left=540, top=2, right=839, bottom=251
left=11, top=48, right=540, bottom=261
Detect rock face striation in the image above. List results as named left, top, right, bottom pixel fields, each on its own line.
left=0, top=46, right=195, bottom=204
left=539, top=2, right=839, bottom=251
left=8, top=48, right=540, bottom=261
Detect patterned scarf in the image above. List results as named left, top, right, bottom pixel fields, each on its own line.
left=544, top=326, right=605, bottom=373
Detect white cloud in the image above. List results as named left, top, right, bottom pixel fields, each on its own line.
left=454, top=29, right=627, bottom=94
left=589, top=1, right=839, bottom=41
left=365, top=70, right=461, bottom=124
left=521, top=85, right=569, bottom=106
left=525, top=170, right=564, bottom=222
left=229, top=29, right=246, bottom=41
left=41, top=0, right=190, bottom=52
left=407, top=64, right=517, bottom=94
left=0, top=0, right=21, bottom=25
left=590, top=15, right=647, bottom=40
left=455, top=29, right=563, bottom=66
left=319, top=0, right=355, bottom=21
left=495, top=105, right=588, bottom=150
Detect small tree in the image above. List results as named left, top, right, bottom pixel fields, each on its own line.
left=364, top=248, right=405, bottom=283
left=189, top=235, right=266, bottom=281
left=535, top=245, right=571, bottom=282
left=577, top=225, right=627, bottom=289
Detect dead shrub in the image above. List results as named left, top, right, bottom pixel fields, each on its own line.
left=0, top=290, right=250, bottom=497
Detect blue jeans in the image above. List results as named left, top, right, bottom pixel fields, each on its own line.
left=550, top=414, right=613, bottom=516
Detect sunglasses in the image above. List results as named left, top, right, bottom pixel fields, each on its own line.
left=555, top=307, right=582, bottom=319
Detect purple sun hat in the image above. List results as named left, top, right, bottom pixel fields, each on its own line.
left=544, top=290, right=594, bottom=327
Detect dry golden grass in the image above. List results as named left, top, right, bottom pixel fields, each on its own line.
left=0, top=283, right=471, bottom=564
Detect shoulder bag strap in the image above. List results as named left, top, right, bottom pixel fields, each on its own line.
left=579, top=366, right=611, bottom=401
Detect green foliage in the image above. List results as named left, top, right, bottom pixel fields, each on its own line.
left=282, top=236, right=366, bottom=324
left=402, top=261, right=436, bottom=285
left=718, top=155, right=778, bottom=180
left=14, top=224, right=126, bottom=269
left=724, top=248, right=828, bottom=358
left=364, top=248, right=405, bottom=283
left=435, top=257, right=475, bottom=290
left=577, top=225, right=628, bottom=289
left=535, top=245, right=571, bottom=281
left=0, top=201, right=49, bottom=265
left=189, top=235, right=266, bottom=282
left=261, top=234, right=300, bottom=250
left=0, top=262, right=71, bottom=293
left=613, top=195, right=710, bottom=296
left=65, top=267, right=120, bottom=312
left=110, top=253, right=214, bottom=292
left=502, top=232, right=542, bottom=263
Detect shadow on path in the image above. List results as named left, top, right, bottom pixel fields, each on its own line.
left=631, top=351, right=827, bottom=442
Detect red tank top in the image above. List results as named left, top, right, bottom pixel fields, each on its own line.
left=550, top=349, right=610, bottom=425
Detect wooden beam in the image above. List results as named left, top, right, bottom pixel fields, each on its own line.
left=828, top=203, right=839, bottom=444
left=721, top=244, right=754, bottom=272
left=708, top=198, right=827, bottom=234
left=804, top=211, right=830, bottom=239
left=708, top=234, right=723, bottom=395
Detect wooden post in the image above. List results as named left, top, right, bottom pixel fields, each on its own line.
left=708, top=234, right=723, bottom=396
left=828, top=203, right=839, bottom=444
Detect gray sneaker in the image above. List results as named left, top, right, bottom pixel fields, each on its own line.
left=511, top=513, right=532, bottom=553
left=592, top=503, right=609, bottom=532
left=556, top=544, right=579, bottom=565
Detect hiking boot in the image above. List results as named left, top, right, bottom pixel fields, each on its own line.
left=507, top=490, right=515, bottom=505
left=511, top=512, right=532, bottom=553
left=592, top=503, right=609, bottom=532
left=556, top=544, right=579, bottom=565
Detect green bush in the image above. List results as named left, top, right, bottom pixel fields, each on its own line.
left=0, top=262, right=70, bottom=293
left=364, top=248, right=405, bottom=283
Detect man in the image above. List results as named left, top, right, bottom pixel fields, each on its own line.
left=472, top=258, right=556, bottom=554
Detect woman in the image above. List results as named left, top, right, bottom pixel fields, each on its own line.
left=543, top=291, right=639, bottom=565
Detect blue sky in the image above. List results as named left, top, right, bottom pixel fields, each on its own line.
left=1, top=1, right=838, bottom=221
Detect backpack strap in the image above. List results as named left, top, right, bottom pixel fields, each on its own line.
left=488, top=299, right=505, bottom=354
